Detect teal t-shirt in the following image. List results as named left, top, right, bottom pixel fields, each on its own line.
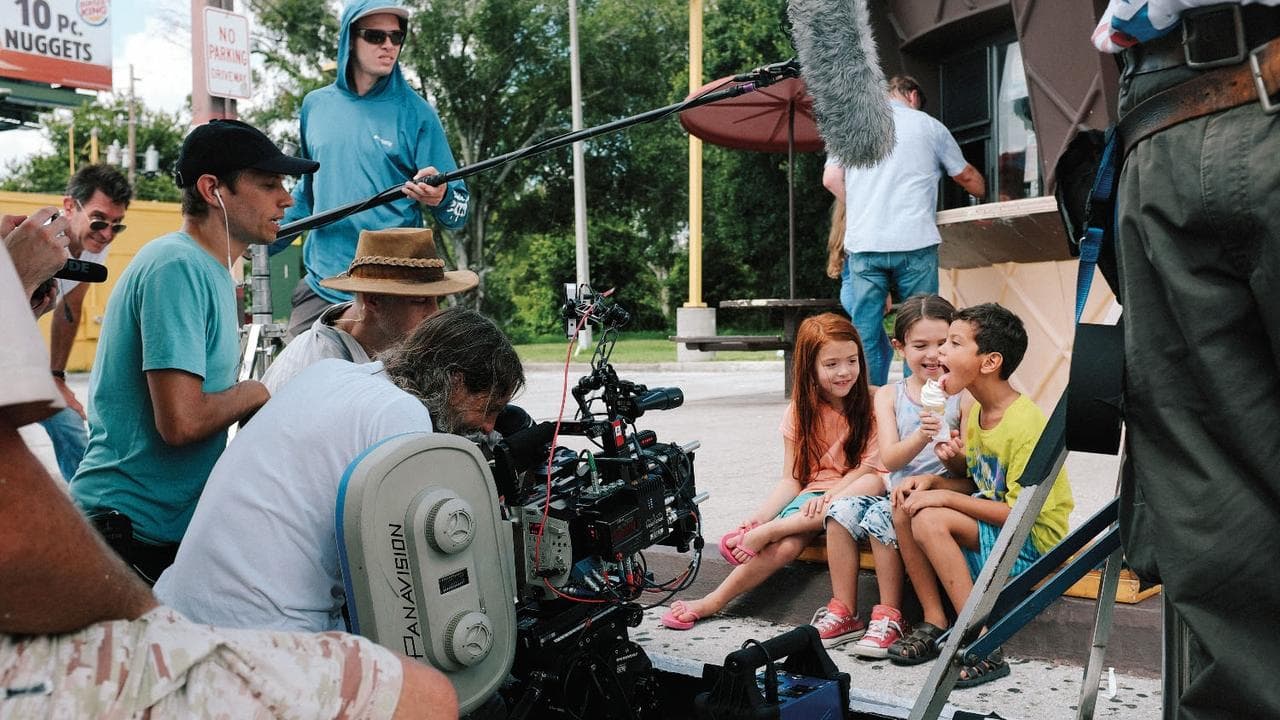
left=71, top=232, right=240, bottom=545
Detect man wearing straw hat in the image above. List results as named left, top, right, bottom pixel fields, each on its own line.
left=261, top=227, right=477, bottom=394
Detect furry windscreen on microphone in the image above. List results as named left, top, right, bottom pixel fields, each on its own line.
left=787, top=0, right=895, bottom=168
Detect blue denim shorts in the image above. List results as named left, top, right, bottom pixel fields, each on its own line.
left=824, top=494, right=896, bottom=547
left=777, top=491, right=825, bottom=519
left=962, top=520, right=1043, bottom=581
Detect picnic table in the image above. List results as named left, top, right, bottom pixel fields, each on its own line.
left=671, top=297, right=844, bottom=397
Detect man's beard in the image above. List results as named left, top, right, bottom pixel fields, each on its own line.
left=424, top=393, right=478, bottom=435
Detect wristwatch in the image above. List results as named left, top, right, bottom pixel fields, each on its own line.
left=51, top=370, right=66, bottom=380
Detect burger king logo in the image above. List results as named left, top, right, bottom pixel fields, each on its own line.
left=79, top=0, right=109, bottom=27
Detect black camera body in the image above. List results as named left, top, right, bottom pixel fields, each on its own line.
left=488, top=287, right=703, bottom=718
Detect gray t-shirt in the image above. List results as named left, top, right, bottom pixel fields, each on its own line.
left=260, top=302, right=369, bottom=395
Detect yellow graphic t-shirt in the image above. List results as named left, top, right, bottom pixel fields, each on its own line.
left=965, top=395, right=1074, bottom=553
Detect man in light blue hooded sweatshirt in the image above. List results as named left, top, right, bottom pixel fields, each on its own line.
left=277, top=0, right=470, bottom=339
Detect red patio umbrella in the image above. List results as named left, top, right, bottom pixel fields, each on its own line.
left=680, top=76, right=824, bottom=298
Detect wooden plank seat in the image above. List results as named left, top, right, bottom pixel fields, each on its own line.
left=796, top=534, right=1159, bottom=604
left=669, top=334, right=789, bottom=352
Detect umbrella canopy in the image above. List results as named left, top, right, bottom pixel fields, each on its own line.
left=680, top=75, right=825, bottom=298
left=679, top=76, right=823, bottom=153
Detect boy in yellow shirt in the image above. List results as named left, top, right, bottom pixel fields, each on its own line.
left=886, top=303, right=1073, bottom=687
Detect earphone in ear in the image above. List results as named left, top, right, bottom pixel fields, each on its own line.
left=214, top=187, right=224, bottom=209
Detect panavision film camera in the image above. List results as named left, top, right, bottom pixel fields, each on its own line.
left=336, top=286, right=705, bottom=718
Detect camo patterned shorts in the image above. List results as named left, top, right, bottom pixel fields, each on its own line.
left=0, top=606, right=403, bottom=719
left=825, top=494, right=896, bottom=547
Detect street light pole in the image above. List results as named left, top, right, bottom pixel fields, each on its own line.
left=127, top=64, right=138, bottom=185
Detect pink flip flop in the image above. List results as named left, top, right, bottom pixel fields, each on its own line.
left=660, top=601, right=700, bottom=631
left=718, top=528, right=758, bottom=566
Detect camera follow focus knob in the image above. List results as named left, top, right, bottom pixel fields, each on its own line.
left=425, top=495, right=476, bottom=554
left=445, top=610, right=495, bottom=666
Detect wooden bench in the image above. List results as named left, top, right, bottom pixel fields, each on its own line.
left=796, top=535, right=1159, bottom=604
left=669, top=334, right=789, bottom=353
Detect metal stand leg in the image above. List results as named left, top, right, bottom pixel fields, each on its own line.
left=1076, top=546, right=1123, bottom=720
left=230, top=246, right=286, bottom=441
left=908, top=399, right=1070, bottom=720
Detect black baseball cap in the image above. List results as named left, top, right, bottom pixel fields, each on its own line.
left=174, top=119, right=319, bottom=187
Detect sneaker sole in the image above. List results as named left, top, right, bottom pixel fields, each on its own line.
left=821, top=630, right=866, bottom=649
left=850, top=643, right=890, bottom=659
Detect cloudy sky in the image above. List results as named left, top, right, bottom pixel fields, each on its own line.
left=1, top=0, right=260, bottom=172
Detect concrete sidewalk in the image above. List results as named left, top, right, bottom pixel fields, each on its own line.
left=25, top=363, right=1163, bottom=718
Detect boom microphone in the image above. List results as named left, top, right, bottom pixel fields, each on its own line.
left=54, top=258, right=108, bottom=283
left=787, top=0, right=895, bottom=168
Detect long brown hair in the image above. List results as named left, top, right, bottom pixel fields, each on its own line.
left=790, top=313, right=874, bottom=485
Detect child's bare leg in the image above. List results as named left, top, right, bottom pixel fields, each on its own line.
left=825, top=522, right=860, bottom=612
left=893, top=502, right=949, bottom=628
left=909, top=507, right=980, bottom=617
left=730, top=512, right=824, bottom=563
left=669, top=531, right=817, bottom=622
left=869, top=538, right=905, bottom=609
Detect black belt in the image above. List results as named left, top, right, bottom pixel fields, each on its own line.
left=1126, top=3, right=1280, bottom=75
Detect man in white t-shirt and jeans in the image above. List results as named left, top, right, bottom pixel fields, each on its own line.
left=823, top=76, right=985, bottom=386
left=40, top=164, right=132, bottom=481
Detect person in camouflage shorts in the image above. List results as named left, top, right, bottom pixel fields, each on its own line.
left=1, top=608, right=403, bottom=719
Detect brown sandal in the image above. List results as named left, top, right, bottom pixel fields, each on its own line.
left=887, top=621, right=944, bottom=665
left=955, top=647, right=1011, bottom=688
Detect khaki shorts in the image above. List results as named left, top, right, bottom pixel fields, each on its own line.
left=0, top=606, right=402, bottom=719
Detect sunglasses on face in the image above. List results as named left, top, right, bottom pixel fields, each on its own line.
left=354, top=28, right=405, bottom=46
left=75, top=200, right=126, bottom=235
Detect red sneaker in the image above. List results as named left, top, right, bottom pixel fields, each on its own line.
left=852, top=604, right=906, bottom=658
left=810, top=598, right=866, bottom=648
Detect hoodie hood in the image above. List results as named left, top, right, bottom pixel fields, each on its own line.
left=336, top=0, right=411, bottom=98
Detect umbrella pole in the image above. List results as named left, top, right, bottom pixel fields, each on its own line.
left=788, top=101, right=796, bottom=300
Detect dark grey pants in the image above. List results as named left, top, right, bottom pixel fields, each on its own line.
left=285, top=278, right=335, bottom=342
left=1117, top=62, right=1280, bottom=719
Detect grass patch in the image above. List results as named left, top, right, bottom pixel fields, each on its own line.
left=514, top=330, right=782, bottom=364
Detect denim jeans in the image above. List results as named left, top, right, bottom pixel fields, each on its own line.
left=37, top=406, right=88, bottom=482
left=840, top=246, right=939, bottom=385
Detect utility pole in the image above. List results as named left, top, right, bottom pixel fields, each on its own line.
left=569, top=0, right=592, bottom=350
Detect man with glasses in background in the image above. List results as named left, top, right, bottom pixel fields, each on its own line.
left=40, top=164, right=132, bottom=482
left=273, top=0, right=471, bottom=340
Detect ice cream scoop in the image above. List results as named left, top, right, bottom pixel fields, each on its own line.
left=920, top=378, right=949, bottom=441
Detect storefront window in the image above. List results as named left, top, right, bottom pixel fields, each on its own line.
left=938, top=37, right=1042, bottom=208
left=996, top=43, right=1039, bottom=200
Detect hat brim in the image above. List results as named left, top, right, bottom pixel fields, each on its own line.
left=252, top=155, right=320, bottom=177
left=319, top=269, right=478, bottom=297
left=353, top=6, right=410, bottom=22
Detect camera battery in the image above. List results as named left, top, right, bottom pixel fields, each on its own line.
left=757, top=670, right=844, bottom=720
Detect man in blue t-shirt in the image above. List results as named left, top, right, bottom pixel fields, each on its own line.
left=275, top=0, right=470, bottom=340
left=823, top=76, right=985, bottom=386
left=71, top=119, right=319, bottom=584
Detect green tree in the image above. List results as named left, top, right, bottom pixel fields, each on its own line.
left=0, top=97, right=187, bottom=202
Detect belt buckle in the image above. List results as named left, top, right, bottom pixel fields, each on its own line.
left=1250, top=44, right=1280, bottom=114
left=1183, top=4, right=1246, bottom=69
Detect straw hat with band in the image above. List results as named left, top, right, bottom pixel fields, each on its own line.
left=320, top=228, right=478, bottom=297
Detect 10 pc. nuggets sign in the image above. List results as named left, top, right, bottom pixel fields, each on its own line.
left=0, top=0, right=112, bottom=90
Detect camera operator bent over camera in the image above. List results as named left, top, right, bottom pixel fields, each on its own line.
left=154, top=308, right=523, bottom=632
